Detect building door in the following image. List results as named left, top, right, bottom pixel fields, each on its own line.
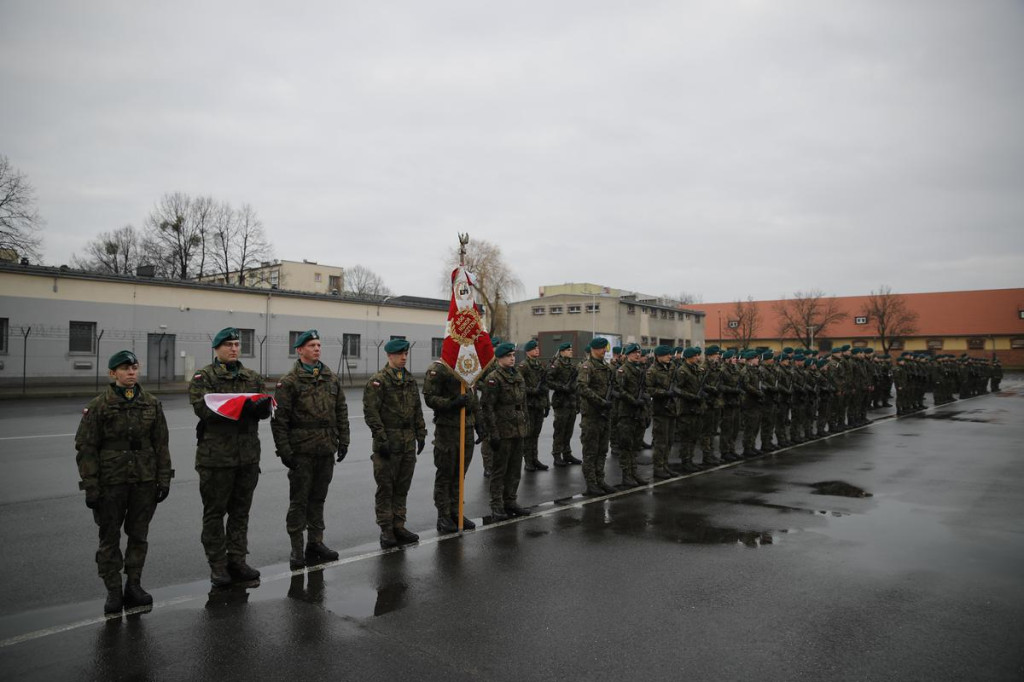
left=147, top=333, right=176, bottom=385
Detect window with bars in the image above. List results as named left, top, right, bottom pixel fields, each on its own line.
left=69, top=321, right=96, bottom=354
left=343, top=333, right=361, bottom=358
left=239, top=329, right=255, bottom=357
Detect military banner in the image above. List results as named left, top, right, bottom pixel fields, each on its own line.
left=440, top=265, right=494, bottom=386
left=203, top=393, right=277, bottom=420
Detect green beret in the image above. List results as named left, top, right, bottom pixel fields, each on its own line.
left=841, top=344, right=851, bottom=352
left=762, top=351, right=774, bottom=360
left=622, top=342, right=640, bottom=355
left=722, top=350, right=735, bottom=359
left=864, top=347, right=874, bottom=354
left=673, top=346, right=683, bottom=353
left=293, top=329, right=320, bottom=349
left=782, top=347, right=794, bottom=354
left=108, top=349, right=138, bottom=370
left=589, top=337, right=609, bottom=350
left=880, top=354, right=890, bottom=359
left=612, top=346, right=622, bottom=354
left=523, top=339, right=539, bottom=352
left=212, top=327, right=240, bottom=348
left=683, top=347, right=700, bottom=359
left=817, top=358, right=828, bottom=368
left=384, top=338, right=410, bottom=354
left=558, top=342, right=572, bottom=351
left=706, top=345, right=720, bottom=353
left=654, top=344, right=673, bottom=357
left=706, top=347, right=721, bottom=356
left=494, top=342, right=516, bottom=358
left=489, top=335, right=502, bottom=346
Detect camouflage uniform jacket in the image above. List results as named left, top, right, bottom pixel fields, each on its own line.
left=520, top=356, right=551, bottom=412
left=577, top=355, right=615, bottom=418
left=271, top=361, right=349, bottom=459
left=703, top=362, right=726, bottom=409
left=674, top=361, right=705, bottom=415
left=720, top=363, right=743, bottom=407
left=480, top=365, right=528, bottom=439
left=547, top=356, right=579, bottom=410
left=190, top=361, right=266, bottom=468
left=423, top=360, right=480, bottom=428
left=614, top=360, right=647, bottom=419
left=76, top=383, right=173, bottom=491
left=363, top=365, right=427, bottom=455
left=646, top=360, right=677, bottom=417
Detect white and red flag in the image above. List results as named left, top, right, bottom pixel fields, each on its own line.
left=203, top=393, right=277, bottom=420
left=440, top=266, right=494, bottom=386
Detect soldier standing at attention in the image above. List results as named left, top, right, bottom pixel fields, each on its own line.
left=647, top=345, right=680, bottom=479
left=698, top=346, right=725, bottom=465
left=614, top=343, right=649, bottom=487
left=519, top=339, right=551, bottom=472
left=673, top=347, right=706, bottom=472
left=76, top=350, right=173, bottom=614
left=477, top=335, right=502, bottom=478
left=740, top=351, right=765, bottom=458
left=190, top=328, right=271, bottom=586
left=718, top=350, right=743, bottom=461
left=364, top=338, right=427, bottom=549
left=547, top=342, right=582, bottom=467
left=271, top=330, right=350, bottom=570
left=577, top=338, right=618, bottom=496
left=480, top=342, right=531, bottom=520
left=423, top=356, right=483, bottom=533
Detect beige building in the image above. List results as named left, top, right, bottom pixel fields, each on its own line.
left=508, top=284, right=705, bottom=355
left=197, top=259, right=345, bottom=295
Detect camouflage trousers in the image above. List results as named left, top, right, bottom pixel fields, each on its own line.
left=372, top=449, right=417, bottom=530
left=675, top=413, right=701, bottom=464
left=286, top=454, right=335, bottom=537
left=720, top=406, right=740, bottom=455
left=741, top=406, right=761, bottom=452
left=433, top=423, right=474, bottom=516
left=92, top=483, right=157, bottom=585
left=775, top=402, right=791, bottom=444
left=580, top=413, right=610, bottom=485
left=700, top=406, right=722, bottom=456
left=759, top=402, right=776, bottom=449
left=490, top=437, right=523, bottom=509
left=523, top=408, right=545, bottom=466
left=816, top=397, right=831, bottom=434
left=480, top=440, right=493, bottom=474
left=551, top=407, right=577, bottom=458
left=650, top=413, right=675, bottom=470
left=616, top=415, right=645, bottom=476
left=197, top=464, right=260, bottom=563
left=830, top=393, right=846, bottom=429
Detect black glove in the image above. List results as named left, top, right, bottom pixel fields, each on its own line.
left=489, top=436, right=501, bottom=451
left=376, top=441, right=391, bottom=460
left=85, top=487, right=100, bottom=510
left=336, top=445, right=348, bottom=463
left=416, top=438, right=426, bottom=455
left=474, top=426, right=487, bottom=444
left=251, top=395, right=273, bottom=420
left=280, top=454, right=297, bottom=469
left=155, top=486, right=170, bottom=503
left=450, top=394, right=469, bottom=409
left=544, top=407, right=550, bottom=418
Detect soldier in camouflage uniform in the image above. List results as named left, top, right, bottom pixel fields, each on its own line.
left=480, top=342, right=531, bottom=520
left=423, top=358, right=483, bottom=533
left=673, top=347, right=706, bottom=471
left=76, top=350, right=173, bottom=614
left=519, top=339, right=551, bottom=472
left=740, top=351, right=766, bottom=457
left=577, top=337, right=618, bottom=496
left=190, top=327, right=271, bottom=586
left=699, top=347, right=725, bottom=465
left=647, top=345, right=680, bottom=478
left=363, top=338, right=427, bottom=548
left=893, top=354, right=910, bottom=415
left=718, top=350, right=743, bottom=461
left=547, top=342, right=582, bottom=467
left=759, top=351, right=779, bottom=452
left=614, top=343, right=649, bottom=487
left=774, top=353, right=794, bottom=447
left=477, top=335, right=501, bottom=478
left=271, top=330, right=350, bottom=570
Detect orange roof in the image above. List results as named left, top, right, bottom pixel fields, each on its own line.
left=692, top=288, right=1024, bottom=341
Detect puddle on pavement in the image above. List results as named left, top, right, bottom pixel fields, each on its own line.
left=324, top=581, right=409, bottom=619
left=808, top=481, right=872, bottom=498
left=669, top=513, right=780, bottom=547
left=922, top=411, right=991, bottom=424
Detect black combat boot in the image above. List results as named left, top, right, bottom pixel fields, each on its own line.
left=505, top=501, right=533, bottom=517
left=490, top=507, right=510, bottom=521
left=393, top=526, right=420, bottom=544
left=437, top=513, right=458, bottom=533
left=227, top=558, right=261, bottom=582
left=598, top=480, right=617, bottom=495
left=289, top=533, right=306, bottom=570
left=209, top=561, right=232, bottom=587
left=123, top=578, right=153, bottom=608
left=564, top=452, right=583, bottom=465
left=103, top=575, right=123, bottom=614
left=583, top=482, right=604, bottom=496
left=451, top=513, right=476, bottom=530
left=306, top=536, right=339, bottom=563
left=532, top=458, right=550, bottom=471
left=379, top=527, right=399, bottom=549
left=523, top=460, right=538, bottom=472
left=552, top=453, right=567, bottom=467
left=653, top=467, right=675, bottom=480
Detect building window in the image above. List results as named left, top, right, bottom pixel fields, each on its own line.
left=586, top=303, right=600, bottom=313
left=69, top=321, right=96, bottom=354
left=390, top=335, right=406, bottom=341
left=819, top=339, right=834, bottom=351
left=727, top=320, right=739, bottom=329
left=0, top=317, right=8, bottom=354
left=270, top=270, right=280, bottom=288
left=888, top=339, right=905, bottom=350
left=239, top=328, right=255, bottom=357
left=669, top=312, right=676, bottom=320
left=329, top=275, right=341, bottom=292
left=288, top=331, right=303, bottom=356
left=1019, top=310, right=1024, bottom=320
left=852, top=340, right=868, bottom=347
left=694, top=317, right=702, bottom=325
left=1011, top=337, right=1024, bottom=349
left=854, top=316, right=868, bottom=325
left=967, top=338, right=986, bottom=350
left=431, top=337, right=444, bottom=358
left=684, top=339, right=691, bottom=347
left=532, top=307, right=545, bottom=316
left=568, top=305, right=581, bottom=314
left=627, top=305, right=635, bottom=315
left=660, top=310, right=667, bottom=319
left=549, top=306, right=563, bottom=315
left=926, top=339, right=943, bottom=350
left=343, top=333, right=361, bottom=358
left=314, top=272, right=322, bottom=283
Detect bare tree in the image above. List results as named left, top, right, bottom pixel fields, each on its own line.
left=344, top=264, right=392, bottom=297
left=71, top=224, right=141, bottom=274
left=233, top=204, right=271, bottom=286
left=726, top=296, right=761, bottom=348
left=209, top=201, right=238, bottom=282
left=142, top=192, right=205, bottom=279
left=440, top=238, right=523, bottom=338
left=773, top=288, right=848, bottom=348
left=0, top=154, right=44, bottom=261
left=863, top=285, right=919, bottom=354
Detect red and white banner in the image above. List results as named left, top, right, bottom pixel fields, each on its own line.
left=203, top=393, right=277, bottom=420
left=440, top=266, right=494, bottom=386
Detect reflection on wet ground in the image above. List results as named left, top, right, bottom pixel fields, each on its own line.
left=919, top=410, right=992, bottom=423
left=808, top=481, right=873, bottom=498
left=667, top=512, right=780, bottom=547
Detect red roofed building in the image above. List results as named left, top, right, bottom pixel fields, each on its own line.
left=690, top=288, right=1024, bottom=368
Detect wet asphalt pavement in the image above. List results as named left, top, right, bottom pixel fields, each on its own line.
left=1, top=385, right=1023, bottom=680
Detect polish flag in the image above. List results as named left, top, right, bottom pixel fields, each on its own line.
left=440, top=266, right=494, bottom=386
left=203, top=393, right=277, bottom=420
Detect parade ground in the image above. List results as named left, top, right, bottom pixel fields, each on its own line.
left=0, top=385, right=1022, bottom=680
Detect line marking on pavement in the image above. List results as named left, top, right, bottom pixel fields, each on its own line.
left=1, top=386, right=1016, bottom=649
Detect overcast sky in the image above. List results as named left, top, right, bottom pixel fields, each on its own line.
left=2, top=1, right=1022, bottom=303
